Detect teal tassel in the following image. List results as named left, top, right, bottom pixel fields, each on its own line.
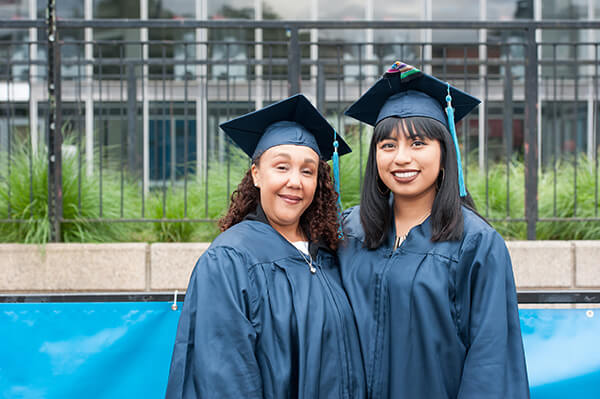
left=445, top=84, right=467, bottom=197
left=332, top=130, right=343, bottom=237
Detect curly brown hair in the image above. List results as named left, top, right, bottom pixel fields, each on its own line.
left=218, top=159, right=341, bottom=250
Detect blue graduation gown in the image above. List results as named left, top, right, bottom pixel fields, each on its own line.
left=338, top=205, right=530, bottom=399
left=165, top=217, right=366, bottom=398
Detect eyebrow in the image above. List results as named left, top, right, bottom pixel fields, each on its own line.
left=272, top=152, right=317, bottom=165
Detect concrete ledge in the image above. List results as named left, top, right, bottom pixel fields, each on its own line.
left=0, top=241, right=596, bottom=291
left=574, top=241, right=600, bottom=287
left=507, top=241, right=574, bottom=288
left=0, top=243, right=148, bottom=291
left=150, top=243, right=210, bottom=290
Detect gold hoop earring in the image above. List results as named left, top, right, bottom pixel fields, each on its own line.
left=377, top=175, right=390, bottom=196
left=437, top=168, right=445, bottom=191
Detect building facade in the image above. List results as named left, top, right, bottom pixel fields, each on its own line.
left=1, top=0, right=599, bottom=191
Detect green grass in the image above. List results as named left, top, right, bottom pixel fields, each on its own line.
left=2, top=135, right=600, bottom=243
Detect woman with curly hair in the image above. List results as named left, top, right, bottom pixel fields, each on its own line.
left=166, top=94, right=366, bottom=399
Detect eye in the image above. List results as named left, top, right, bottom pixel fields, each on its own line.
left=379, top=141, right=396, bottom=150
left=302, top=168, right=315, bottom=176
left=275, top=164, right=289, bottom=171
left=411, top=140, right=426, bottom=147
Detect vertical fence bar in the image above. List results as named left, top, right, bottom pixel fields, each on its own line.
left=524, top=26, right=538, bottom=240
left=127, top=63, right=138, bottom=175
left=287, top=27, right=300, bottom=96
left=504, top=44, right=513, bottom=218
left=47, top=0, right=62, bottom=242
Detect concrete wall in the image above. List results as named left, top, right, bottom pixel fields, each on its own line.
left=0, top=241, right=598, bottom=292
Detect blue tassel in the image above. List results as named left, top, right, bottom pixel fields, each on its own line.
left=445, top=83, right=467, bottom=197
left=332, top=130, right=343, bottom=237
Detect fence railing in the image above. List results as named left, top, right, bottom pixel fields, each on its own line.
left=2, top=17, right=600, bottom=241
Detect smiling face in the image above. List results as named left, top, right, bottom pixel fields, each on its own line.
left=251, top=144, right=319, bottom=239
left=376, top=119, right=442, bottom=203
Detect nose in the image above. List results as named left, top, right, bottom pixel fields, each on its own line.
left=393, top=143, right=412, bottom=164
left=286, top=169, right=302, bottom=188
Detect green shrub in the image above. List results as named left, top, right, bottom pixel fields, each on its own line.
left=0, top=140, right=144, bottom=243
left=2, top=133, right=600, bottom=243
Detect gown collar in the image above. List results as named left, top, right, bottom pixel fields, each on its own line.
left=244, top=203, right=332, bottom=259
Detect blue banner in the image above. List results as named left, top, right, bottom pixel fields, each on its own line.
left=1, top=304, right=598, bottom=398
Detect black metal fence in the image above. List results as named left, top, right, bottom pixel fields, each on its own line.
left=2, top=16, right=600, bottom=241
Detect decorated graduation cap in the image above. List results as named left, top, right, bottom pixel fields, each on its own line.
left=344, top=61, right=481, bottom=197
left=220, top=93, right=351, bottom=210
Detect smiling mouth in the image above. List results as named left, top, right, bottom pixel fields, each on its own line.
left=393, top=171, right=418, bottom=178
left=279, top=194, right=302, bottom=204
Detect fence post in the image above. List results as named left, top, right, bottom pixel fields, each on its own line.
left=287, top=27, right=301, bottom=96
left=316, top=63, right=325, bottom=111
left=524, top=26, right=538, bottom=240
left=47, top=0, right=62, bottom=242
left=127, top=64, right=138, bottom=173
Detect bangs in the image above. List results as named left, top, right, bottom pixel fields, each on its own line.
left=373, top=116, right=448, bottom=143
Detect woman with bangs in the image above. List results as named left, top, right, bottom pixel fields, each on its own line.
left=338, top=62, right=530, bottom=398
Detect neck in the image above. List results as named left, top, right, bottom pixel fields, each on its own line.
left=269, top=220, right=306, bottom=243
left=393, top=187, right=436, bottom=235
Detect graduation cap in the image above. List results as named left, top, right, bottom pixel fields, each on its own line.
left=345, top=61, right=480, bottom=128
left=344, top=61, right=481, bottom=197
left=220, top=93, right=350, bottom=216
left=219, top=93, right=351, bottom=161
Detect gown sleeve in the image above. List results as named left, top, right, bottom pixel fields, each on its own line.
left=165, top=247, right=263, bottom=399
left=456, top=231, right=530, bottom=399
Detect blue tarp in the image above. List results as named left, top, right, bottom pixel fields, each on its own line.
left=1, top=303, right=598, bottom=398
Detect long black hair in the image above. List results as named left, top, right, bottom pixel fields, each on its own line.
left=360, top=116, right=477, bottom=249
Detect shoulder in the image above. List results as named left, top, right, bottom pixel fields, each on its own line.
left=209, top=220, right=294, bottom=265
left=341, top=205, right=366, bottom=243
left=461, top=206, right=504, bottom=243
left=459, top=206, right=509, bottom=260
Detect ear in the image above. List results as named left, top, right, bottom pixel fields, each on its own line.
left=251, top=163, right=260, bottom=188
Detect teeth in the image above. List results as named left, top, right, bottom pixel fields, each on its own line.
left=393, top=171, right=418, bottom=178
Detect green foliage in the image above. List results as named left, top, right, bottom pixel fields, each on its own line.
left=148, top=159, right=248, bottom=242
left=2, top=134, right=600, bottom=243
left=0, top=141, right=142, bottom=243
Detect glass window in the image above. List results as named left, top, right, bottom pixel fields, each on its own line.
left=262, top=1, right=310, bottom=19
left=320, top=0, right=364, bottom=19
left=37, top=1, right=85, bottom=80
left=149, top=102, right=197, bottom=181
left=209, top=0, right=255, bottom=19
left=57, top=0, right=85, bottom=18
left=541, top=0, right=588, bottom=78
left=94, top=102, right=143, bottom=174
left=541, top=101, right=588, bottom=165
left=92, top=0, right=141, bottom=77
left=208, top=0, right=254, bottom=81
left=487, top=0, right=533, bottom=20
left=149, top=0, right=195, bottom=18
left=148, top=1, right=196, bottom=80
left=0, top=29, right=30, bottom=82
left=93, top=0, right=140, bottom=18
left=149, top=28, right=196, bottom=80
left=542, top=0, right=587, bottom=19
left=432, top=0, right=478, bottom=43
left=374, top=0, right=421, bottom=20
left=0, top=0, right=29, bottom=19
left=372, top=0, right=422, bottom=69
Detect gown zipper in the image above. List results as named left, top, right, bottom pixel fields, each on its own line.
left=315, top=256, right=353, bottom=399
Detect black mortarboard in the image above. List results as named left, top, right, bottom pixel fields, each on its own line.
left=219, top=94, right=351, bottom=161
left=344, top=62, right=480, bottom=128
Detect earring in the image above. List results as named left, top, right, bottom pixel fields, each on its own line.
left=437, top=168, right=445, bottom=191
left=377, top=175, right=390, bottom=196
